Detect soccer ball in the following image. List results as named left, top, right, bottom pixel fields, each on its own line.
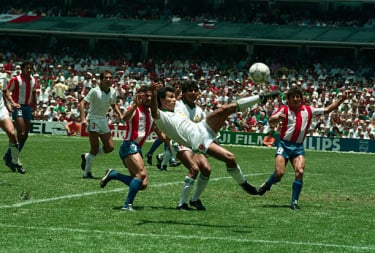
left=249, top=62, right=270, bottom=84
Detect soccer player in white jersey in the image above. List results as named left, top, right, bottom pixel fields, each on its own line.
left=172, top=80, right=211, bottom=211
left=79, top=70, right=123, bottom=178
left=3, top=61, right=36, bottom=174
left=258, top=85, right=351, bottom=210
left=150, top=82, right=280, bottom=196
left=0, top=78, right=24, bottom=173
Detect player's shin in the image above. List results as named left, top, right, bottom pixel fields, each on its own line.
left=226, top=164, right=246, bottom=184
left=179, top=176, right=195, bottom=205
left=236, top=96, right=260, bottom=112
left=9, top=143, right=20, bottom=165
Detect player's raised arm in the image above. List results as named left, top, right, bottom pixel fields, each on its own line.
left=150, top=81, right=161, bottom=120
left=324, top=89, right=351, bottom=115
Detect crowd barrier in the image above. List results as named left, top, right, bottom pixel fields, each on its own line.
left=29, top=121, right=375, bottom=153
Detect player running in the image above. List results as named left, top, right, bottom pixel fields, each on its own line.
left=258, top=85, right=351, bottom=210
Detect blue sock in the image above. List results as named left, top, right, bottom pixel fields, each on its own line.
left=147, top=138, right=162, bottom=155
left=265, top=172, right=281, bottom=188
left=291, top=179, right=303, bottom=205
left=4, top=148, right=11, bottom=161
left=5, top=141, right=25, bottom=161
left=112, top=171, right=133, bottom=186
left=125, top=178, right=142, bottom=206
left=18, top=141, right=25, bottom=152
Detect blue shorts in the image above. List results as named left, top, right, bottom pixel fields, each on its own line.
left=275, top=139, right=305, bottom=159
left=12, top=105, right=33, bottom=121
left=119, top=140, right=143, bottom=161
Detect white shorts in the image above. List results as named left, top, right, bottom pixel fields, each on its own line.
left=189, top=121, right=217, bottom=153
left=170, top=140, right=191, bottom=159
left=0, top=106, right=10, bottom=121
left=86, top=118, right=110, bottom=134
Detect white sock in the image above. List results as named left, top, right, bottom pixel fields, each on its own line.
left=162, top=150, right=171, bottom=167
left=84, top=153, right=95, bottom=175
left=97, top=147, right=104, bottom=155
left=191, top=174, right=209, bottom=201
left=227, top=164, right=246, bottom=184
left=178, top=176, right=195, bottom=206
left=236, top=95, right=260, bottom=111
left=10, top=144, right=20, bottom=165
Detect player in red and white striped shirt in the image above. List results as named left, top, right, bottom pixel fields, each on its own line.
left=258, top=85, right=351, bottom=210
left=100, top=86, right=160, bottom=211
left=3, top=61, right=37, bottom=174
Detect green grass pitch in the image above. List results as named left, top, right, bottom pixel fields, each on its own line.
left=0, top=135, right=374, bottom=252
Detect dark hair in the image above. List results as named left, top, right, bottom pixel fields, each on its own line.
left=157, top=86, right=175, bottom=108
left=99, top=70, right=112, bottom=80
left=21, top=61, right=33, bottom=69
left=137, top=85, right=150, bottom=94
left=286, top=85, right=303, bottom=100
left=181, top=80, right=199, bottom=93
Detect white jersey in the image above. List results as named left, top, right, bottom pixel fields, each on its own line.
left=0, top=86, right=9, bottom=120
left=0, top=84, right=5, bottom=109
left=84, top=86, right=117, bottom=120
left=154, top=110, right=216, bottom=153
left=174, top=100, right=205, bottom=123
left=171, top=100, right=206, bottom=153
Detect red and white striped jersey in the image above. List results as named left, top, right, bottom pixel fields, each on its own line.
left=7, top=75, right=36, bottom=105
left=123, top=105, right=153, bottom=146
left=274, top=105, right=324, bottom=144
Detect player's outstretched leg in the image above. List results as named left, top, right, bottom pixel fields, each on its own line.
left=236, top=90, right=280, bottom=111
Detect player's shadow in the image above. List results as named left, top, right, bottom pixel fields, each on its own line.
left=136, top=219, right=254, bottom=233
left=112, top=205, right=254, bottom=233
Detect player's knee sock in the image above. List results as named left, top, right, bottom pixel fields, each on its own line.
left=227, top=165, right=246, bottom=184
left=9, top=144, right=20, bottom=164
left=4, top=148, right=11, bottom=161
left=236, top=95, right=260, bottom=112
left=125, top=178, right=142, bottom=206
left=148, top=138, right=162, bottom=155
left=84, top=153, right=95, bottom=174
left=162, top=149, right=171, bottom=167
left=191, top=174, right=209, bottom=202
left=18, top=141, right=25, bottom=152
left=4, top=141, right=23, bottom=162
left=265, top=172, right=281, bottom=189
left=291, top=179, right=303, bottom=205
left=178, top=176, right=195, bottom=206
left=112, top=170, right=133, bottom=186
left=97, top=147, right=104, bottom=155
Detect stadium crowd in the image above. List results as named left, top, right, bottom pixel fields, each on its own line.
left=1, top=0, right=375, bottom=28
left=0, top=48, right=374, bottom=140
left=0, top=1, right=374, bottom=140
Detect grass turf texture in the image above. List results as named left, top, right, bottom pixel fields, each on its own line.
left=0, top=135, right=374, bottom=253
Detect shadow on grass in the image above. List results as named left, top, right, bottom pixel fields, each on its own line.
left=136, top=219, right=254, bottom=233
left=111, top=206, right=254, bottom=233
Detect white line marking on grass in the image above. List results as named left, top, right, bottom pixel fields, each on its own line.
left=0, top=172, right=323, bottom=209
left=0, top=172, right=325, bottom=209
left=0, top=223, right=373, bottom=251
left=0, top=175, right=251, bottom=209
